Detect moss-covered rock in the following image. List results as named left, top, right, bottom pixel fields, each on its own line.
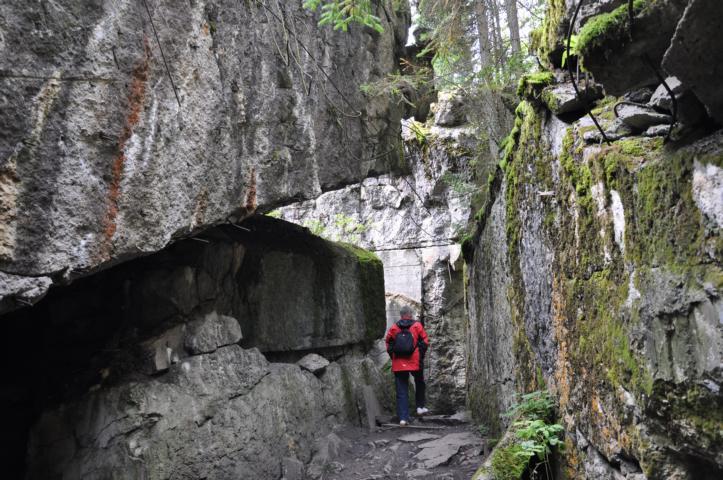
left=467, top=91, right=723, bottom=477
left=575, top=0, right=688, bottom=94
left=516, top=72, right=556, bottom=101
left=534, top=0, right=569, bottom=68
left=336, top=242, right=386, bottom=345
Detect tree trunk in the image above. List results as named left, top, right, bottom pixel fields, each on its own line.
left=505, top=0, right=521, bottom=54
left=474, top=0, right=492, bottom=71
left=488, top=0, right=504, bottom=70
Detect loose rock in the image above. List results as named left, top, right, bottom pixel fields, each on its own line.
left=542, top=82, right=604, bottom=116
left=184, top=311, right=242, bottom=355
left=399, top=432, right=441, bottom=443
left=648, top=76, right=684, bottom=112
left=617, top=104, right=672, bottom=130
left=297, top=353, right=331, bottom=374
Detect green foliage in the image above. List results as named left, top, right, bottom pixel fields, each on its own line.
left=560, top=34, right=578, bottom=68
left=514, top=419, right=564, bottom=459
left=303, top=0, right=383, bottom=33
left=303, top=218, right=327, bottom=237
left=265, top=209, right=281, bottom=218
left=505, top=391, right=555, bottom=421
left=360, top=67, right=434, bottom=108
left=415, top=0, right=542, bottom=110
left=333, top=213, right=368, bottom=243
left=407, top=120, right=430, bottom=146
left=491, top=390, right=563, bottom=480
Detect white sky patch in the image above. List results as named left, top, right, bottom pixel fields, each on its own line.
left=406, top=1, right=418, bottom=46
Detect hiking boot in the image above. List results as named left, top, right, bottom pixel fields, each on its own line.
left=399, top=420, right=408, bottom=427
left=416, top=407, right=429, bottom=415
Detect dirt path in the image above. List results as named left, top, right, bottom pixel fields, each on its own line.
left=312, top=415, right=488, bottom=480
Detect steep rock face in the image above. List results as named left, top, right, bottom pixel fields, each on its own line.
left=277, top=123, right=483, bottom=412
left=26, top=348, right=384, bottom=480
left=663, top=0, right=723, bottom=125
left=0, top=0, right=409, bottom=310
left=467, top=93, right=722, bottom=478
left=473, top=6, right=723, bottom=476
left=466, top=180, right=520, bottom=435
left=1, top=216, right=387, bottom=478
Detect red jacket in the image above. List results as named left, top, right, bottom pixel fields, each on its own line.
left=385, top=319, right=429, bottom=372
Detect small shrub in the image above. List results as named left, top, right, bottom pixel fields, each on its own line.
left=491, top=390, right=564, bottom=480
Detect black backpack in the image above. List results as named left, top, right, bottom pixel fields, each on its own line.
left=392, top=323, right=417, bottom=356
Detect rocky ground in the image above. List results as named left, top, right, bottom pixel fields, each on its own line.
left=302, top=415, right=487, bottom=480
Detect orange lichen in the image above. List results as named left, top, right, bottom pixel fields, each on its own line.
left=98, top=37, right=151, bottom=260
left=245, top=167, right=257, bottom=213
left=551, top=275, right=572, bottom=409
left=192, top=188, right=209, bottom=229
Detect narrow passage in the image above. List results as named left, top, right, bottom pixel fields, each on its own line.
left=309, top=415, right=487, bottom=480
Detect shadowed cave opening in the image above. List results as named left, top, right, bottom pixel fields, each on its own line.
left=0, top=215, right=384, bottom=478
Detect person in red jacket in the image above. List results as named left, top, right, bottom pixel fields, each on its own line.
left=385, top=306, right=430, bottom=426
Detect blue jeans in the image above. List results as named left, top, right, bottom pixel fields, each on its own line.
left=394, top=369, right=426, bottom=422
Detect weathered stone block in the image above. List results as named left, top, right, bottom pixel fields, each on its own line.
left=663, top=0, right=723, bottom=124
left=0, top=0, right=409, bottom=311
left=184, top=311, right=242, bottom=355
left=297, top=353, right=330, bottom=375
left=617, top=104, right=672, bottom=130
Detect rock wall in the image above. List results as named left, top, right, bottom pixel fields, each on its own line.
left=467, top=1, right=722, bottom=478
left=0, top=0, right=409, bottom=311
left=277, top=117, right=485, bottom=413
left=0, top=216, right=388, bottom=478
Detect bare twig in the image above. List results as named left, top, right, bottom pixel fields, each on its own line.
left=142, top=0, right=182, bottom=108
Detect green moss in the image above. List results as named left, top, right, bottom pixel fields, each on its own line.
left=540, top=88, right=560, bottom=113
left=696, top=152, right=723, bottom=168
left=647, top=382, right=723, bottom=464
left=536, top=0, right=568, bottom=67
left=337, top=242, right=380, bottom=265
left=471, top=465, right=492, bottom=480
left=468, top=383, right=504, bottom=435
left=575, top=270, right=654, bottom=396
left=461, top=231, right=475, bottom=252
left=502, top=101, right=547, bottom=391
left=516, top=71, right=556, bottom=100
left=617, top=137, right=663, bottom=156
left=589, top=96, right=618, bottom=122
left=577, top=0, right=655, bottom=66
left=337, top=242, right=385, bottom=345
left=490, top=444, right=529, bottom=480
left=627, top=147, right=705, bottom=266
left=340, top=366, right=357, bottom=420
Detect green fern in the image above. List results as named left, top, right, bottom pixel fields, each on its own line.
left=303, top=0, right=384, bottom=33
